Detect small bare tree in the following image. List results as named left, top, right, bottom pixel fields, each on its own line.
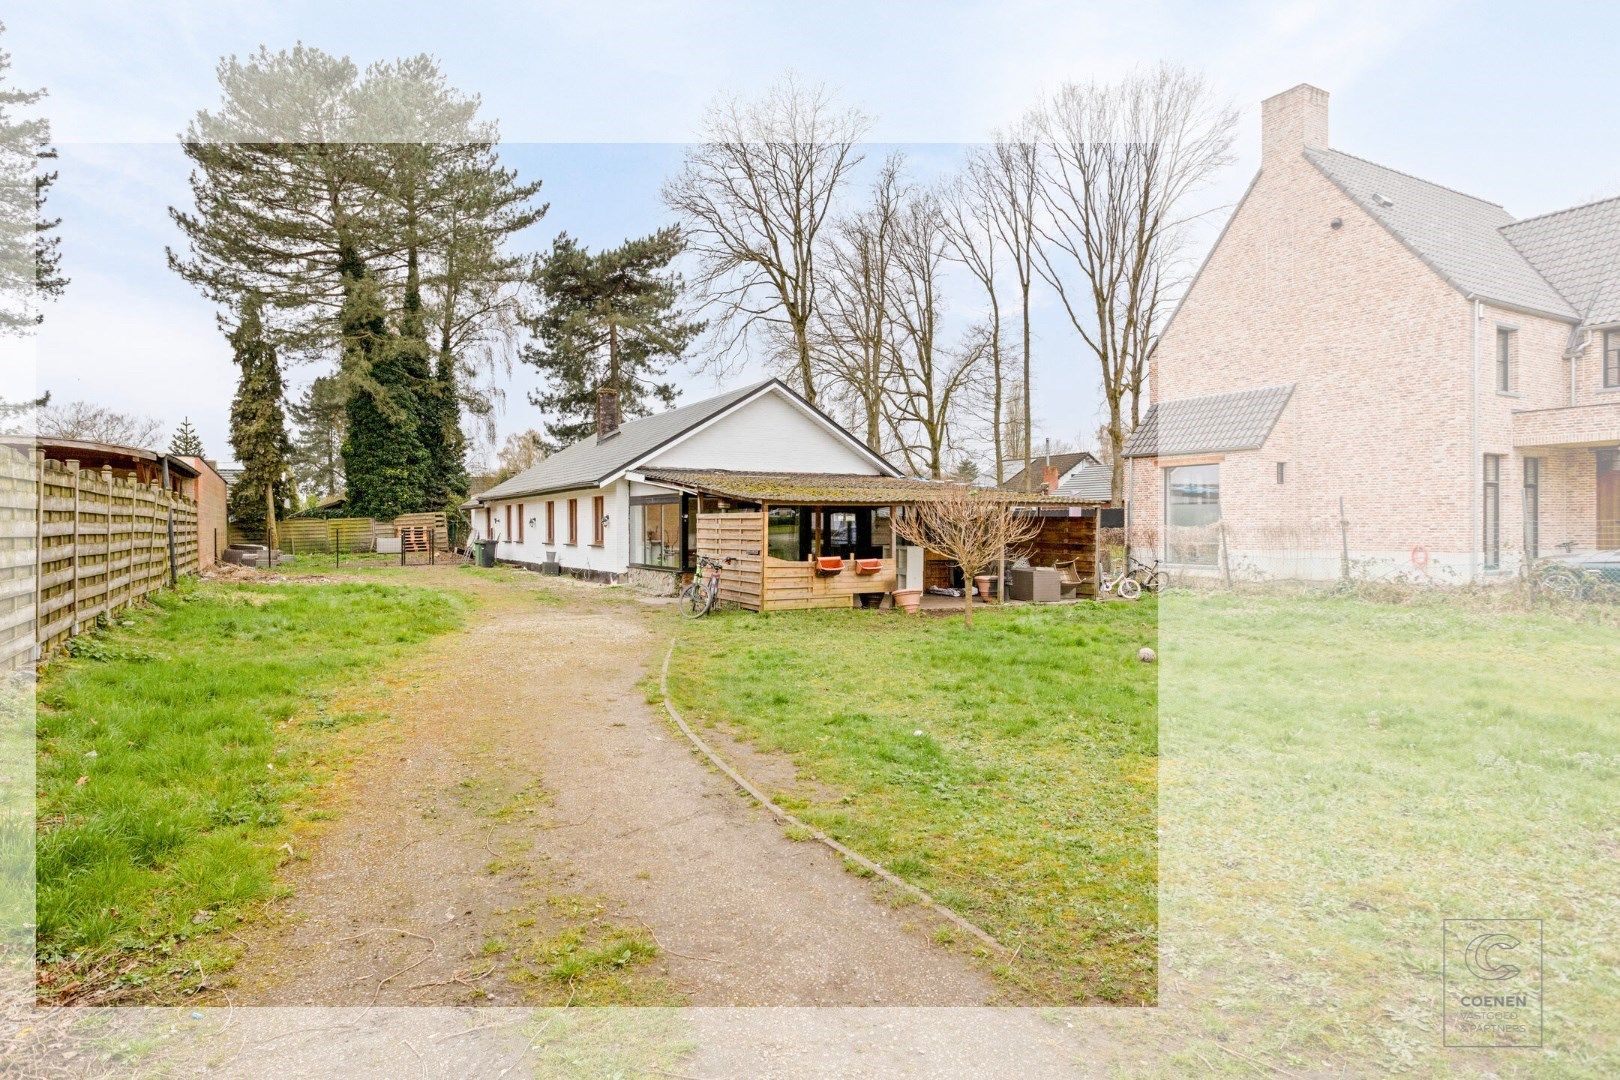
left=892, top=489, right=1042, bottom=627
left=34, top=400, right=164, bottom=448
left=1034, top=64, right=1236, bottom=499
left=663, top=74, right=867, bottom=405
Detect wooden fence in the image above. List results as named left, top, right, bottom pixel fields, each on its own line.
left=0, top=448, right=200, bottom=670
left=234, top=512, right=453, bottom=555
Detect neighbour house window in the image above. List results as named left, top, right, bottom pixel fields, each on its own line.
left=630, top=497, right=681, bottom=569
left=504, top=504, right=512, bottom=540
left=767, top=507, right=801, bottom=561
left=1496, top=327, right=1517, bottom=393
left=592, top=495, right=606, bottom=546
left=1523, top=457, right=1540, bottom=560
left=1483, top=455, right=1502, bottom=570
left=517, top=503, right=525, bottom=543
left=1276, top=462, right=1287, bottom=484
left=1164, top=463, right=1220, bottom=566
left=567, top=498, right=579, bottom=545
left=546, top=501, right=555, bottom=545
left=1605, top=329, right=1620, bottom=389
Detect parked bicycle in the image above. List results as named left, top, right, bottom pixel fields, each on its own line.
left=1128, top=555, right=1169, bottom=595
left=680, top=554, right=738, bottom=618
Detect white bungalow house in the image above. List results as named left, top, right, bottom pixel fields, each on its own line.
left=465, top=380, right=903, bottom=591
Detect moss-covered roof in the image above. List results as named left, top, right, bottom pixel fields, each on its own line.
left=637, top=468, right=1104, bottom=505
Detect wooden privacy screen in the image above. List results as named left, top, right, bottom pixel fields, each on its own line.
left=695, top=510, right=899, bottom=611
left=696, top=512, right=765, bottom=609
left=0, top=450, right=200, bottom=670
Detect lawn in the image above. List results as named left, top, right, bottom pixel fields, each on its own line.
left=34, top=578, right=464, bottom=1001
left=667, top=601, right=1159, bottom=1005
left=1097, top=591, right=1620, bottom=1077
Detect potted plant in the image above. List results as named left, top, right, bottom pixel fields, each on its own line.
left=892, top=588, right=923, bottom=614
left=973, top=574, right=994, bottom=600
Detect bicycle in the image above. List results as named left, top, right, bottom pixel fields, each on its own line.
left=1128, top=555, right=1169, bottom=595
left=1099, top=559, right=1142, bottom=600
left=680, top=554, right=737, bottom=618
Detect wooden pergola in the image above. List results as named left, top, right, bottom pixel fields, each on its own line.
left=632, top=468, right=1106, bottom=611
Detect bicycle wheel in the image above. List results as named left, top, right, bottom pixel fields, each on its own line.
left=679, top=583, right=711, bottom=618
left=1118, top=577, right=1142, bottom=600
left=1142, top=571, right=1168, bottom=594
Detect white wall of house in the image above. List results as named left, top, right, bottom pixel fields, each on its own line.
left=475, top=480, right=632, bottom=576
left=644, top=390, right=881, bottom=474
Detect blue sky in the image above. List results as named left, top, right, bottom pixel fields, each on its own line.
left=5, top=0, right=1617, bottom=467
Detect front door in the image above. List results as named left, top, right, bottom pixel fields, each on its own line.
left=1599, top=448, right=1620, bottom=549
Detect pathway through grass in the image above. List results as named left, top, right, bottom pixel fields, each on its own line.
left=35, top=578, right=464, bottom=1001
left=668, top=602, right=1158, bottom=1005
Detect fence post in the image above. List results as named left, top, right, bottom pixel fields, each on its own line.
left=1218, top=520, right=1234, bottom=589
left=1339, top=496, right=1351, bottom=583
left=31, top=450, right=44, bottom=661
left=66, top=460, right=81, bottom=637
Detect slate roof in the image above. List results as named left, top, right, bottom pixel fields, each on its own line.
left=999, top=451, right=1098, bottom=492
left=1056, top=461, right=1114, bottom=502
left=1502, top=196, right=1620, bottom=326
left=638, top=468, right=1100, bottom=505
left=1305, top=148, right=1579, bottom=320
left=477, top=381, right=776, bottom=501
left=1122, top=384, right=1294, bottom=458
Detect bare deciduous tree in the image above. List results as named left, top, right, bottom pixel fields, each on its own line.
left=33, top=400, right=164, bottom=448
left=884, top=190, right=981, bottom=479
left=980, top=119, right=1041, bottom=486
left=941, top=156, right=1012, bottom=485
left=892, top=489, right=1042, bottom=627
left=815, top=154, right=905, bottom=450
left=1034, top=64, right=1236, bottom=498
left=492, top=428, right=547, bottom=482
left=663, top=74, right=867, bottom=404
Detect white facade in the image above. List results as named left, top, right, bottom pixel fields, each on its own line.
left=641, top=391, right=879, bottom=474
left=471, top=480, right=633, bottom=575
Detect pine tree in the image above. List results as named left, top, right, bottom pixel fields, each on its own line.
left=1, top=19, right=68, bottom=335
left=226, top=295, right=293, bottom=535
left=288, top=375, right=346, bottom=501
left=339, top=253, right=431, bottom=519
left=523, top=228, right=703, bottom=445
left=169, top=417, right=205, bottom=456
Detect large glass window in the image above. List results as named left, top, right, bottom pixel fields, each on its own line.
left=1165, top=463, right=1220, bottom=565
left=1496, top=327, right=1516, bottom=392
left=767, top=507, right=801, bottom=561
left=630, top=499, right=682, bottom=568
left=1606, top=330, right=1620, bottom=389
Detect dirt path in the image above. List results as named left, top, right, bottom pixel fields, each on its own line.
left=210, top=566, right=1006, bottom=1009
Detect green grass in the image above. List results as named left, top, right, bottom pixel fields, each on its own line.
left=1110, top=591, right=1620, bottom=1077
left=667, top=602, right=1159, bottom=1005
left=34, top=579, right=463, bottom=1000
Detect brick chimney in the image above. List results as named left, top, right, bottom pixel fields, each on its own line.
left=595, top=386, right=621, bottom=442
left=1042, top=464, right=1061, bottom=493
left=1261, top=84, right=1329, bottom=166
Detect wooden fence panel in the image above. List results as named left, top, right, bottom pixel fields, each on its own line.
left=0, top=449, right=202, bottom=669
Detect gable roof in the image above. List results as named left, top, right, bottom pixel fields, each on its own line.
left=1305, top=148, right=1578, bottom=321
left=476, top=380, right=896, bottom=502
left=1122, top=384, right=1294, bottom=459
left=1502, top=196, right=1620, bottom=326
left=637, top=468, right=1100, bottom=505
left=999, top=451, right=1098, bottom=491
left=1056, top=461, right=1114, bottom=502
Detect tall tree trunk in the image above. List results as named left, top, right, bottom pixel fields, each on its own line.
left=1021, top=282, right=1032, bottom=482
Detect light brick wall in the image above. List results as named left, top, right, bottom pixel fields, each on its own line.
left=1132, top=148, right=1606, bottom=581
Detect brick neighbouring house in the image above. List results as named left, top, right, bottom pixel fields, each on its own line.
left=1123, top=84, right=1620, bottom=583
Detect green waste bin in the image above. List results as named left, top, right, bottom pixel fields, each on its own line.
left=476, top=539, right=497, bottom=568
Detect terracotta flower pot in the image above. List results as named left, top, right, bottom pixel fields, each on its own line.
left=974, top=575, right=993, bottom=599
left=892, top=588, right=923, bottom=614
